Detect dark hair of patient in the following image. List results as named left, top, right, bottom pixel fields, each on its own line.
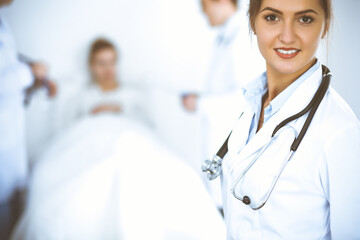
left=88, top=38, right=117, bottom=65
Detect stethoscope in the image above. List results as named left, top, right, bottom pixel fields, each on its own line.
left=202, top=65, right=332, bottom=209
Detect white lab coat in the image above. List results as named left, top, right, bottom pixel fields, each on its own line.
left=0, top=15, right=33, bottom=203
left=221, top=65, right=360, bottom=239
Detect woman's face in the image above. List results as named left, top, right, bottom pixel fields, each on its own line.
left=91, top=48, right=117, bottom=84
left=254, top=0, right=326, bottom=75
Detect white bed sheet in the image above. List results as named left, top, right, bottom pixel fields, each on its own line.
left=12, top=114, right=226, bottom=240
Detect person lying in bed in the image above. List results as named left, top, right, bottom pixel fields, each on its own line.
left=81, top=38, right=138, bottom=116
left=10, top=39, right=227, bottom=240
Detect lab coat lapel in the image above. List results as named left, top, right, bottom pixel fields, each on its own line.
left=231, top=66, right=323, bottom=167
left=227, top=105, right=254, bottom=155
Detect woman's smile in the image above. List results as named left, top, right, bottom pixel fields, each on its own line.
left=274, top=48, right=301, bottom=59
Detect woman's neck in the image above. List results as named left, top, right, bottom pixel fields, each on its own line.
left=266, top=58, right=317, bottom=104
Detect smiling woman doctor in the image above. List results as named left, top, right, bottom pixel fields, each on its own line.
left=202, top=0, right=360, bottom=239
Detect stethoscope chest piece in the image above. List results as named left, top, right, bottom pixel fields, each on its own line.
left=202, top=155, right=223, bottom=180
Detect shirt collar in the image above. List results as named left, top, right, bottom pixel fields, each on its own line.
left=241, top=60, right=321, bottom=118
left=263, top=60, right=320, bottom=121
left=241, top=71, right=268, bottom=113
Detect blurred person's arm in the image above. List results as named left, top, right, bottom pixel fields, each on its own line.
left=19, top=55, right=57, bottom=102
left=0, top=15, right=56, bottom=101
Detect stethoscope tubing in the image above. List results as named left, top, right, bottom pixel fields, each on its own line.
left=216, top=65, right=331, bottom=160
left=202, top=65, right=332, bottom=208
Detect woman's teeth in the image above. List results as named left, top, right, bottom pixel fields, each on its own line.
left=276, top=49, right=299, bottom=54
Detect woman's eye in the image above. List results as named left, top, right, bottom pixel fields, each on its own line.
left=299, top=16, right=313, bottom=23
left=265, top=15, right=278, bottom=22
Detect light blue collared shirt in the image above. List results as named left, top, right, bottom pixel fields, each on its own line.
left=241, top=61, right=320, bottom=143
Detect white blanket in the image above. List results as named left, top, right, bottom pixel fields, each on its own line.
left=12, top=115, right=226, bottom=240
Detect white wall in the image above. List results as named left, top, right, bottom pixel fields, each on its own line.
left=327, top=0, right=360, bottom=118
left=1, top=0, right=214, bottom=85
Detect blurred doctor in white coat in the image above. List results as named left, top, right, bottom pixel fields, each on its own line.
left=0, top=0, right=56, bottom=238
left=216, top=0, right=360, bottom=239
left=182, top=0, right=265, bottom=209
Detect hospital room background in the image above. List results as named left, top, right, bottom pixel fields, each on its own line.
left=3, top=0, right=359, bottom=168
left=2, top=0, right=360, bottom=239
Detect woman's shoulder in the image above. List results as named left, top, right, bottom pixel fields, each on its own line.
left=322, top=86, right=359, bottom=125
left=315, top=86, right=360, bottom=145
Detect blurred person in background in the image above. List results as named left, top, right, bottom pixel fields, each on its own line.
left=182, top=0, right=265, bottom=211
left=0, top=0, right=56, bottom=238
left=182, top=0, right=265, bottom=112
left=80, top=38, right=140, bottom=117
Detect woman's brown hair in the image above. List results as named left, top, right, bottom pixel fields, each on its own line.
left=248, top=0, right=333, bottom=36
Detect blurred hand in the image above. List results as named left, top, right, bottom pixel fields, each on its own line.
left=91, top=104, right=122, bottom=115
left=30, top=62, right=57, bottom=98
left=46, top=80, right=57, bottom=98
left=31, top=62, right=48, bottom=81
left=182, top=93, right=198, bottom=112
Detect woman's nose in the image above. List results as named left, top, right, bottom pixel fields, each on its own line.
left=278, top=22, right=297, bottom=44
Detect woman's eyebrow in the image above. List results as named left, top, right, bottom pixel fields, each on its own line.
left=295, top=9, right=319, bottom=15
left=260, top=7, right=282, bottom=15
left=260, top=7, right=319, bottom=16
